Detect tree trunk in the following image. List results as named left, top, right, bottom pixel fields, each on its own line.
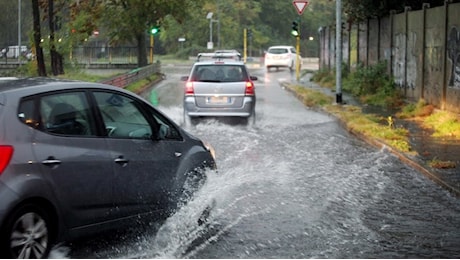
left=32, top=0, right=46, bottom=76
left=48, top=0, right=64, bottom=75
left=137, top=33, right=148, bottom=67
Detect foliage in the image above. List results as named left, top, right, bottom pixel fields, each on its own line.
left=312, top=61, right=403, bottom=107
left=397, top=99, right=435, bottom=118
left=284, top=83, right=411, bottom=153
left=291, top=86, right=334, bottom=107
left=342, top=61, right=403, bottom=107
left=3, top=0, right=336, bottom=65
left=343, top=0, right=448, bottom=22
left=124, top=75, right=158, bottom=93
left=324, top=104, right=411, bottom=152
left=428, top=157, right=456, bottom=169
left=311, top=62, right=351, bottom=90
left=424, top=111, right=460, bottom=138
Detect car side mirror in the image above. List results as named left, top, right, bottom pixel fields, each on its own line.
left=250, top=76, right=258, bottom=81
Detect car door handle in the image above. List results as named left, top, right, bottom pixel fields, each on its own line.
left=114, top=156, right=129, bottom=167
left=42, top=156, right=61, bottom=168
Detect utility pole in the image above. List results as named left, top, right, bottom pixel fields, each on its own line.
left=18, top=0, right=21, bottom=63
left=292, top=0, right=309, bottom=82
left=243, top=28, right=247, bottom=63
left=336, top=0, right=343, bottom=104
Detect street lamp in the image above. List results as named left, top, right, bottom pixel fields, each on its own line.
left=18, top=0, right=21, bottom=63
left=206, top=12, right=218, bottom=50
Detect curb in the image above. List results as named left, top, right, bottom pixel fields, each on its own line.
left=282, top=82, right=460, bottom=197
left=343, top=121, right=460, bottom=197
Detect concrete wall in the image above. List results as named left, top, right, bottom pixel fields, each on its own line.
left=319, top=2, right=460, bottom=113
left=446, top=3, right=460, bottom=112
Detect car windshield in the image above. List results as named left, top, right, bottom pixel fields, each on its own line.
left=268, top=48, right=288, bottom=54
left=192, top=65, right=246, bottom=82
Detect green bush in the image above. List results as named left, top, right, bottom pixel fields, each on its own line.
left=343, top=61, right=402, bottom=107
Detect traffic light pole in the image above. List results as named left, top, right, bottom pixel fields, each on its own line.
left=150, top=34, right=154, bottom=64
left=296, top=35, right=300, bottom=82
left=291, top=17, right=301, bottom=82
left=243, top=28, right=247, bottom=63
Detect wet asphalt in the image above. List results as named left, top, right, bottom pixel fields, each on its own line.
left=288, top=74, right=460, bottom=197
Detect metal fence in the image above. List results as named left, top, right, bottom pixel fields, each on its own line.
left=99, top=62, right=161, bottom=88
left=71, top=46, right=140, bottom=65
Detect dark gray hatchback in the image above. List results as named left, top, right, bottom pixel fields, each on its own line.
left=0, top=77, right=216, bottom=258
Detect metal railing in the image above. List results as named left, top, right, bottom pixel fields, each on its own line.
left=71, top=46, right=140, bottom=65
left=100, top=62, right=161, bottom=88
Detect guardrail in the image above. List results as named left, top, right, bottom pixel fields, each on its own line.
left=99, top=62, right=161, bottom=88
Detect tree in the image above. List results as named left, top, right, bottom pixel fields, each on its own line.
left=343, top=0, right=450, bottom=22
left=100, top=0, right=204, bottom=67
left=47, top=0, right=64, bottom=75
left=32, top=0, right=46, bottom=76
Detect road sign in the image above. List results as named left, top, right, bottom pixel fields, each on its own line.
left=292, top=0, right=309, bottom=15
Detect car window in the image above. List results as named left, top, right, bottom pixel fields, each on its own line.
left=39, top=92, right=96, bottom=136
left=93, top=91, right=154, bottom=139
left=192, top=64, right=246, bottom=82
left=18, top=98, right=39, bottom=128
left=148, top=107, right=182, bottom=141
left=269, top=48, right=288, bottom=54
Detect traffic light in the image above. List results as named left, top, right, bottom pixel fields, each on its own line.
left=247, top=28, right=253, bottom=39
left=150, top=26, right=160, bottom=35
left=291, top=21, right=299, bottom=37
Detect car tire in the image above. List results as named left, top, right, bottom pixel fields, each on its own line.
left=183, top=110, right=192, bottom=127
left=0, top=204, right=53, bottom=259
left=246, top=110, right=256, bottom=127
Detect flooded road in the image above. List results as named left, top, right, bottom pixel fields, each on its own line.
left=60, top=66, right=460, bottom=258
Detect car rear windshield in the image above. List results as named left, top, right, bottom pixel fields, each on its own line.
left=268, top=48, right=289, bottom=54
left=192, top=65, right=247, bottom=82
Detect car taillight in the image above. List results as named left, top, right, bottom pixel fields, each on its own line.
left=185, top=81, right=195, bottom=95
left=245, top=81, right=255, bottom=95
left=0, top=145, right=13, bottom=175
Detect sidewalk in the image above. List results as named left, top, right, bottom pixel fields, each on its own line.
left=289, top=73, right=460, bottom=197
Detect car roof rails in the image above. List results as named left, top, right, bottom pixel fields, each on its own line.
left=196, top=52, right=242, bottom=62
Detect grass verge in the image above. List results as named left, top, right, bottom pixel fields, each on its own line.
left=286, top=85, right=412, bottom=153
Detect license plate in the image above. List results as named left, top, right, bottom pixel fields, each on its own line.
left=207, top=96, right=230, bottom=104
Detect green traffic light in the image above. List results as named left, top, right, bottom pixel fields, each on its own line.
left=150, top=27, right=159, bottom=35
left=291, top=21, right=299, bottom=37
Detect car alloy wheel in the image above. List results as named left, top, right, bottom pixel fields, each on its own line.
left=3, top=205, right=51, bottom=259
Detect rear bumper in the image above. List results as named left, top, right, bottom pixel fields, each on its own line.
left=265, top=59, right=292, bottom=67
left=184, top=96, right=255, bottom=117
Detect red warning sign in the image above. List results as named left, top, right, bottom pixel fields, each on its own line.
left=292, top=0, right=309, bottom=15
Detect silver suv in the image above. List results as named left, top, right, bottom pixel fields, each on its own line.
left=181, top=60, right=257, bottom=125
left=0, top=77, right=216, bottom=258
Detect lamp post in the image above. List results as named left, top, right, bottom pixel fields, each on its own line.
left=18, top=0, right=21, bottom=63
left=206, top=12, right=218, bottom=50
left=336, top=0, right=343, bottom=104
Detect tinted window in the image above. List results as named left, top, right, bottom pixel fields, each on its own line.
left=18, top=98, right=39, bottom=128
left=94, top=91, right=153, bottom=139
left=192, top=65, right=246, bottom=82
left=268, top=48, right=288, bottom=54
left=94, top=91, right=182, bottom=140
left=40, top=92, right=96, bottom=136
left=148, top=107, right=182, bottom=140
